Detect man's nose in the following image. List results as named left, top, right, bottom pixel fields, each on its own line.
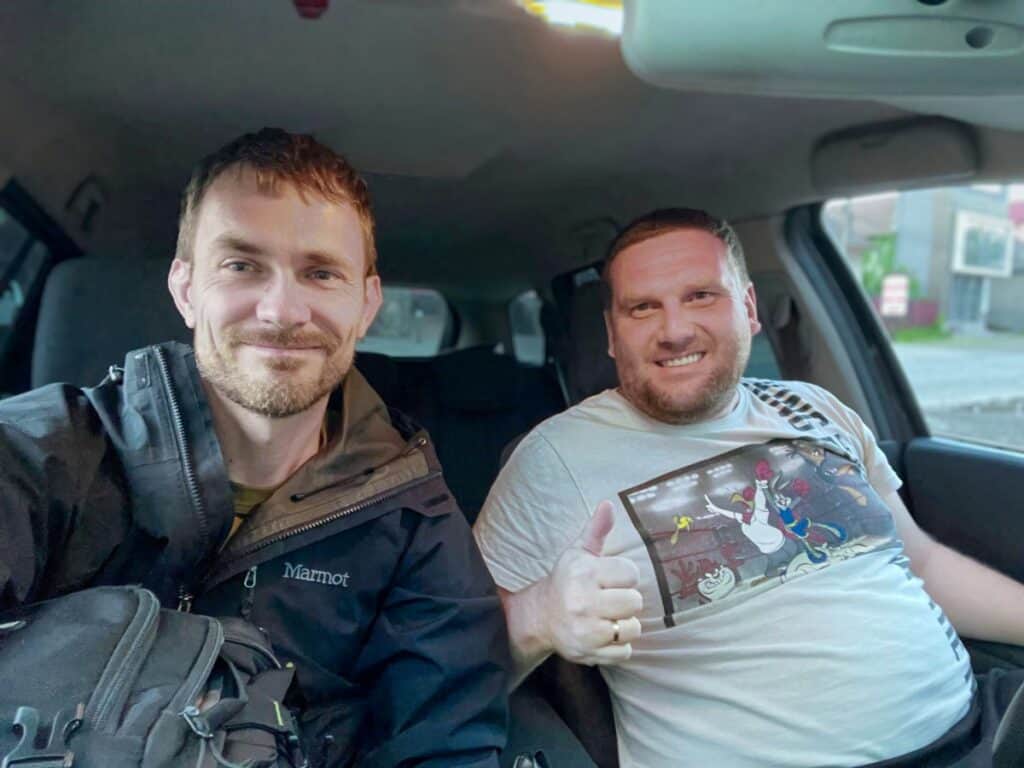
left=255, top=274, right=312, bottom=328
left=657, top=306, right=696, bottom=347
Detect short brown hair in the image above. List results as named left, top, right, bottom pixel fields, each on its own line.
left=175, top=127, right=377, bottom=275
left=602, top=208, right=748, bottom=306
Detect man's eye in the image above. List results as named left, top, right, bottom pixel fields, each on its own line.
left=689, top=291, right=715, bottom=303
left=225, top=261, right=254, bottom=273
left=631, top=302, right=653, bottom=315
left=309, top=269, right=337, bottom=281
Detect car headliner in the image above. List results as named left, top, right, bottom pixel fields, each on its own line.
left=2, top=1, right=1024, bottom=299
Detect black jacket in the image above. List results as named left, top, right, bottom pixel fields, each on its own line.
left=0, top=341, right=510, bottom=767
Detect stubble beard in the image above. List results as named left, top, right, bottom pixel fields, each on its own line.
left=617, top=335, right=751, bottom=426
left=195, top=326, right=353, bottom=418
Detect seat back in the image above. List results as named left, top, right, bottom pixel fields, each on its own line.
left=32, top=257, right=190, bottom=388
left=424, top=346, right=563, bottom=522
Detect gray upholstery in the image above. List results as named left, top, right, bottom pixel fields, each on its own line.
left=563, top=280, right=618, bottom=403
left=32, top=257, right=190, bottom=388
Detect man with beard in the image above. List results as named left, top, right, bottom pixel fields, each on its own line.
left=473, top=208, right=1024, bottom=767
left=0, top=129, right=509, bottom=767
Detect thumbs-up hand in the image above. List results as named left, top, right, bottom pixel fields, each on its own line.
left=540, top=501, right=643, bottom=665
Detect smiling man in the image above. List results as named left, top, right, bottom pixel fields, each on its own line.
left=473, top=208, right=1024, bottom=767
left=0, top=129, right=509, bottom=768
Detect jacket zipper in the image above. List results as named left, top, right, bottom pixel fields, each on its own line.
left=152, top=346, right=211, bottom=611
left=240, top=566, right=258, bottom=620
left=203, top=464, right=438, bottom=591
left=151, top=350, right=432, bottom=600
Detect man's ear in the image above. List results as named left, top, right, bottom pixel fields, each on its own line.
left=168, top=258, right=196, bottom=329
left=604, top=310, right=616, bottom=359
left=358, top=275, right=383, bottom=338
left=744, top=282, right=762, bottom=337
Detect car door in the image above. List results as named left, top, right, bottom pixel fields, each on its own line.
left=786, top=192, right=1024, bottom=667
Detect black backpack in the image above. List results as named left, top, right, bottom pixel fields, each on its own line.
left=0, top=585, right=305, bottom=768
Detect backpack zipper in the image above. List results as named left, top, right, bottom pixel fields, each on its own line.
left=87, top=588, right=162, bottom=732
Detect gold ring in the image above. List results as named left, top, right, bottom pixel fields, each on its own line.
left=612, top=620, right=621, bottom=644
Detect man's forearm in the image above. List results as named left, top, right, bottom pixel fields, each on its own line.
left=917, top=540, right=1024, bottom=645
left=498, top=584, right=553, bottom=688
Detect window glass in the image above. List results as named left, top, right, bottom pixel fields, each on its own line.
left=823, top=185, right=1024, bottom=452
left=0, top=208, right=32, bottom=343
left=0, top=208, right=29, bottom=265
left=357, top=286, right=450, bottom=357
left=510, top=289, right=545, bottom=366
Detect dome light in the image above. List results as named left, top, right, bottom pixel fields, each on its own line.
left=521, top=1, right=623, bottom=37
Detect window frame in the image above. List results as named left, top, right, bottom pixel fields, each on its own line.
left=0, top=180, right=82, bottom=393
left=786, top=204, right=928, bottom=444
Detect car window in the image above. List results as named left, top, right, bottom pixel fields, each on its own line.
left=509, top=289, right=545, bottom=366
left=823, top=185, right=1024, bottom=453
left=357, top=286, right=451, bottom=357
left=0, top=206, right=49, bottom=349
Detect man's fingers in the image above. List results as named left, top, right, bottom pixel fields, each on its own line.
left=594, top=556, right=640, bottom=588
left=588, top=642, right=634, bottom=665
left=605, top=616, right=641, bottom=646
left=596, top=588, right=643, bottom=619
left=579, top=500, right=615, bottom=556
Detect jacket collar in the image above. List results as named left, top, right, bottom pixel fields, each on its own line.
left=104, top=341, right=234, bottom=599
left=217, top=360, right=429, bottom=555
left=115, top=342, right=437, bottom=585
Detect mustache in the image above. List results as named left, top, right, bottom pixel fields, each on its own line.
left=225, top=327, right=341, bottom=353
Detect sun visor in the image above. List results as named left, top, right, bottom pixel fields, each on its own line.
left=811, top=119, right=979, bottom=197
left=621, top=0, right=1024, bottom=98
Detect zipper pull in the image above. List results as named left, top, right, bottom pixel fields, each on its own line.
left=177, top=586, right=194, bottom=613
left=103, top=365, right=125, bottom=385
left=241, top=566, right=258, bottom=620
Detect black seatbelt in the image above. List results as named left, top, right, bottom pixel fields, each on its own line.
left=993, top=680, right=1024, bottom=768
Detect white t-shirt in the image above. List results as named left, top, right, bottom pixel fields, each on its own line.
left=474, top=380, right=973, bottom=768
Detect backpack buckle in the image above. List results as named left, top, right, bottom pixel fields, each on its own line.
left=1, top=706, right=75, bottom=768
left=180, top=706, right=213, bottom=740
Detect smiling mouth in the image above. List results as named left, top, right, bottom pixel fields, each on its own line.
left=656, top=352, right=704, bottom=368
left=243, top=343, right=322, bottom=353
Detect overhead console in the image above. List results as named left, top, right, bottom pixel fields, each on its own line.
left=621, top=0, right=1024, bottom=98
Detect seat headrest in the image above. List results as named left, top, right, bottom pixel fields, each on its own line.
left=560, top=279, right=618, bottom=403
left=431, top=346, right=521, bottom=411
left=354, top=351, right=401, bottom=406
left=32, top=257, right=191, bottom=388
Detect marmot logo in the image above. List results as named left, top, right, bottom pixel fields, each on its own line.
left=282, top=562, right=350, bottom=587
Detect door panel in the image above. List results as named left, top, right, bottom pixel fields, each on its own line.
left=903, top=436, right=1024, bottom=585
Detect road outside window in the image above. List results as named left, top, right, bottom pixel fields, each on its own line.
left=510, top=289, right=545, bottom=366
left=357, top=286, right=450, bottom=357
left=823, top=185, right=1024, bottom=453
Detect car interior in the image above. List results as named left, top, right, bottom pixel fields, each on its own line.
left=2, top=2, right=1024, bottom=766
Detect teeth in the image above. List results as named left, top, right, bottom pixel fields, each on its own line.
left=661, top=353, right=703, bottom=368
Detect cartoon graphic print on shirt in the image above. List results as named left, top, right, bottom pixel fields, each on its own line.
left=619, top=438, right=901, bottom=627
